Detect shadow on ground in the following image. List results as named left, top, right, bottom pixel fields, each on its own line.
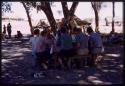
left=1, top=37, right=123, bottom=85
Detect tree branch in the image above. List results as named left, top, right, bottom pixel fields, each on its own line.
left=69, top=2, right=79, bottom=15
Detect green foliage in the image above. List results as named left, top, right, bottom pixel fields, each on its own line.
left=22, top=2, right=55, bottom=13
left=2, top=2, right=12, bottom=13
left=21, top=2, right=35, bottom=13
left=22, top=2, right=43, bottom=13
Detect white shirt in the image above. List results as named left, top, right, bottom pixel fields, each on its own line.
left=29, top=35, right=39, bottom=57
left=35, top=36, right=46, bottom=53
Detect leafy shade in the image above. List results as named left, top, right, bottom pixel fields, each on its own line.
left=2, top=2, right=12, bottom=13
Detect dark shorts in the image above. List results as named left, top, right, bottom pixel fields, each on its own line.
left=36, top=49, right=52, bottom=61
left=59, top=48, right=75, bottom=58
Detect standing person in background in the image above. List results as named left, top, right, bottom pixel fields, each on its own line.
left=2, top=25, right=6, bottom=40
left=86, top=27, right=104, bottom=67
left=105, top=17, right=109, bottom=26
left=3, top=25, right=6, bottom=35
left=7, top=23, right=12, bottom=38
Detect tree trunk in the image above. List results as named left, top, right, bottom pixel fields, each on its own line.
left=42, top=2, right=57, bottom=35
left=69, top=2, right=79, bottom=16
left=61, top=2, right=79, bottom=21
left=112, top=2, right=115, bottom=33
left=22, top=2, right=33, bottom=35
left=61, top=2, right=69, bottom=23
left=61, top=2, right=79, bottom=30
left=91, top=2, right=101, bottom=32
left=95, top=10, right=99, bottom=32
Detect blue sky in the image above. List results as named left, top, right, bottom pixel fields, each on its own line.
left=3, top=2, right=123, bottom=20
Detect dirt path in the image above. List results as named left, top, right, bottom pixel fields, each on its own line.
left=1, top=37, right=123, bottom=85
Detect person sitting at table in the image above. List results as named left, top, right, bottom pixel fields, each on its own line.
left=15, top=31, right=23, bottom=39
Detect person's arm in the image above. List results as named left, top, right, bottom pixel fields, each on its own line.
left=29, top=37, right=32, bottom=43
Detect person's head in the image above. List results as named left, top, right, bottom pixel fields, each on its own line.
left=33, top=29, right=40, bottom=35
left=60, top=27, right=68, bottom=34
left=110, top=31, right=114, bottom=34
left=47, top=33, right=54, bottom=39
left=74, top=27, right=82, bottom=34
left=77, top=28, right=82, bottom=33
left=86, top=26, right=93, bottom=35
left=17, top=31, right=19, bottom=33
left=41, top=30, right=47, bottom=37
left=18, top=31, right=21, bottom=34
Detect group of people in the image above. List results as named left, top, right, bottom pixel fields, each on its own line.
left=14, top=31, right=23, bottom=39
left=30, top=24, right=104, bottom=70
left=30, top=28, right=55, bottom=70
left=2, top=23, right=23, bottom=40
left=2, top=23, right=12, bottom=39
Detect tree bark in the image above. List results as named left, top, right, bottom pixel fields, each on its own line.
left=42, top=2, right=57, bottom=35
left=95, top=10, right=99, bottom=32
left=112, top=2, right=115, bottom=33
left=69, top=2, right=79, bottom=16
left=61, top=2, right=70, bottom=22
left=22, top=2, right=33, bottom=35
left=61, top=2, right=79, bottom=20
left=91, top=2, right=99, bottom=32
left=61, top=2, right=79, bottom=30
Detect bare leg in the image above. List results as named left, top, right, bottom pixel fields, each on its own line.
left=58, top=57, right=65, bottom=69
left=42, top=63, right=48, bottom=70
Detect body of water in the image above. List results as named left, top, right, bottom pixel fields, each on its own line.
left=2, top=20, right=123, bottom=35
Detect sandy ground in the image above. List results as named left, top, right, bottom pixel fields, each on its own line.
left=1, top=36, right=123, bottom=85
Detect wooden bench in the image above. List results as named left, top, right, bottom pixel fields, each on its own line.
left=67, top=54, right=91, bottom=69
left=52, top=53, right=104, bottom=69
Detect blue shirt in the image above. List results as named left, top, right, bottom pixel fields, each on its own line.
left=57, top=33, right=73, bottom=50
left=89, top=32, right=104, bottom=54
left=75, top=32, right=88, bottom=49
left=89, top=32, right=103, bottom=48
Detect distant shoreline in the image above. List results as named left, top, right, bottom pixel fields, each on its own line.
left=2, top=17, right=24, bottom=20
left=2, top=19, right=123, bottom=35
